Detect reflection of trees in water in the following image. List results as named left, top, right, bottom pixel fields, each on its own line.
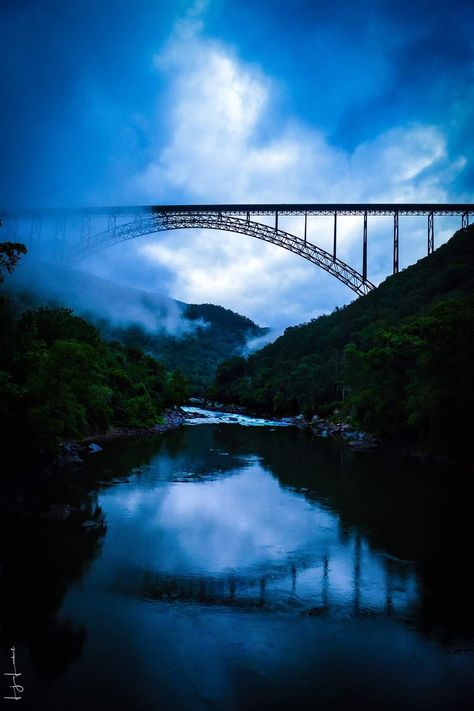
left=0, top=494, right=105, bottom=677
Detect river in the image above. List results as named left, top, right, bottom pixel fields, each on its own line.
left=1, top=411, right=473, bottom=710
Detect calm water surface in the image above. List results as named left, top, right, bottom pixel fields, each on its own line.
left=2, top=419, right=474, bottom=710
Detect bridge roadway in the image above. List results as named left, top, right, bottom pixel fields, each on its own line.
left=2, top=202, right=473, bottom=217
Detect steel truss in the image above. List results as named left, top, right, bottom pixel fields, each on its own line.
left=69, top=211, right=376, bottom=297
left=2, top=203, right=473, bottom=299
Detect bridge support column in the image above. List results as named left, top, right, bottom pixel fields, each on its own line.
left=362, top=211, right=368, bottom=282
left=462, top=212, right=469, bottom=229
left=333, top=212, right=337, bottom=261
left=55, top=217, right=67, bottom=262
left=108, top=214, right=117, bottom=241
left=393, top=212, right=399, bottom=274
left=29, top=217, right=42, bottom=257
left=428, top=211, right=434, bottom=255
left=304, top=212, right=307, bottom=245
left=275, top=210, right=278, bottom=232
left=81, top=215, right=91, bottom=246
left=30, top=216, right=42, bottom=243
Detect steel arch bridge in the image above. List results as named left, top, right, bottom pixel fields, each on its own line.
left=70, top=211, right=376, bottom=297
left=1, top=203, right=473, bottom=297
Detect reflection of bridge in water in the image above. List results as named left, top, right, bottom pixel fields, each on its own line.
left=116, top=532, right=418, bottom=620
left=1, top=203, right=473, bottom=296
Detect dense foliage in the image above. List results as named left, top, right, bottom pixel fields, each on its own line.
left=0, top=241, right=27, bottom=282
left=212, top=226, right=474, bottom=456
left=97, top=302, right=267, bottom=395
left=0, top=289, right=189, bottom=457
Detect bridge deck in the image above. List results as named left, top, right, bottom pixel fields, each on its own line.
left=1, top=203, right=473, bottom=218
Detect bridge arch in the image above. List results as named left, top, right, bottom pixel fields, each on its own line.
left=68, top=212, right=375, bottom=297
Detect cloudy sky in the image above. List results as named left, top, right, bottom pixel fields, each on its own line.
left=1, top=0, right=473, bottom=328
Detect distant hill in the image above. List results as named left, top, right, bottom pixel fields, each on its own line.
left=213, top=225, right=474, bottom=458
left=96, top=302, right=269, bottom=395
left=5, top=260, right=269, bottom=394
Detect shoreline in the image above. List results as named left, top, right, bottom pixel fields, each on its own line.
left=77, top=407, right=187, bottom=445
left=188, top=399, right=473, bottom=471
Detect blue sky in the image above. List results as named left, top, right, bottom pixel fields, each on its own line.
left=1, top=0, right=473, bottom=328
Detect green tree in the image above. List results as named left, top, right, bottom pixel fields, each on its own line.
left=164, top=369, right=189, bottom=406
left=0, top=242, right=27, bottom=282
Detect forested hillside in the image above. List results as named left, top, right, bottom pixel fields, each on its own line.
left=213, top=225, right=474, bottom=457
left=7, top=262, right=267, bottom=394
left=99, top=302, right=268, bottom=395
left=0, top=294, right=189, bottom=459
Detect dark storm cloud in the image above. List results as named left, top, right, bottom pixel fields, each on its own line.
left=207, top=0, right=474, bottom=177
left=0, top=0, right=183, bottom=206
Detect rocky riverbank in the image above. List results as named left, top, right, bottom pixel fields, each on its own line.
left=0, top=408, right=188, bottom=524
left=56, top=407, right=188, bottom=467
left=78, top=407, right=187, bottom=445
left=189, top=401, right=474, bottom=467
left=188, top=398, right=378, bottom=449
left=307, top=415, right=379, bottom=449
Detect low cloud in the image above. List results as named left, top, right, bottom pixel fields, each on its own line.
left=9, top=255, right=209, bottom=339
left=241, top=329, right=280, bottom=356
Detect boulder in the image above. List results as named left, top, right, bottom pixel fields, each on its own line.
left=40, top=503, right=72, bottom=521
left=87, top=442, right=102, bottom=453
left=81, top=520, right=104, bottom=531
left=348, top=438, right=378, bottom=451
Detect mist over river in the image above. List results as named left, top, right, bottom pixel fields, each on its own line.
left=1, top=415, right=473, bottom=710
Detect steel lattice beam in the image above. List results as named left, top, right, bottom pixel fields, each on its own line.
left=67, top=212, right=376, bottom=297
